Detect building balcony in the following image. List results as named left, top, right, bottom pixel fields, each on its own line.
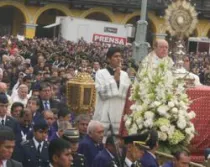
left=24, top=0, right=210, bottom=18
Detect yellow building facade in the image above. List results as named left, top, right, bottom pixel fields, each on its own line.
left=1, top=0, right=210, bottom=39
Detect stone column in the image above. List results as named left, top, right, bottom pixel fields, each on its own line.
left=132, top=0, right=150, bottom=63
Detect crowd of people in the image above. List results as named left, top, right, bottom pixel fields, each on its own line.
left=0, top=36, right=199, bottom=167
left=188, top=52, right=210, bottom=85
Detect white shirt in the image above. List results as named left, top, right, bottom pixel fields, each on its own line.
left=106, top=149, right=115, bottom=159
left=0, top=115, right=6, bottom=125
left=42, top=100, right=50, bottom=110
left=0, top=160, right=7, bottom=167
left=49, top=163, right=54, bottom=167
left=125, top=157, right=133, bottom=167
left=33, top=137, right=44, bottom=153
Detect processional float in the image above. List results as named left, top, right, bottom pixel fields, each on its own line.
left=155, top=0, right=202, bottom=165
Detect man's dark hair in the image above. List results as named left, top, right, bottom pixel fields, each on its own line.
left=0, top=93, right=8, bottom=104
left=75, top=114, right=91, bottom=124
left=39, top=82, right=51, bottom=91
left=173, top=151, right=189, bottom=160
left=28, top=96, right=40, bottom=107
left=105, top=135, right=115, bottom=145
left=23, top=75, right=32, bottom=82
left=49, top=138, right=71, bottom=163
left=58, top=108, right=70, bottom=119
left=106, top=47, right=121, bottom=59
left=0, top=126, right=15, bottom=142
left=11, top=102, right=24, bottom=113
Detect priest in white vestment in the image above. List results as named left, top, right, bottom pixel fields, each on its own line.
left=139, top=39, right=201, bottom=86
left=140, top=39, right=174, bottom=70
left=93, top=47, right=131, bottom=136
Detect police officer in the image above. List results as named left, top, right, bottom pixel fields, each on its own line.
left=62, top=128, right=86, bottom=167
left=140, top=129, right=159, bottom=167
left=20, top=118, right=50, bottom=167
left=92, top=135, right=119, bottom=167
left=123, top=132, right=150, bottom=167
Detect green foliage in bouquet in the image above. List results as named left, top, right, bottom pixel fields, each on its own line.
left=124, top=60, right=196, bottom=154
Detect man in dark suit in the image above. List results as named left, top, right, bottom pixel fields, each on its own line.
left=51, top=108, right=71, bottom=132
left=0, top=93, right=21, bottom=143
left=0, top=125, right=23, bottom=167
left=63, top=128, right=86, bottom=167
left=38, top=82, right=66, bottom=113
left=48, top=138, right=73, bottom=167
left=140, top=129, right=159, bottom=167
left=27, top=96, right=42, bottom=125
left=43, top=111, right=57, bottom=141
left=19, top=108, right=33, bottom=142
left=19, top=118, right=50, bottom=167
left=49, top=121, right=72, bottom=142
left=78, top=120, right=104, bottom=167
left=92, top=135, right=119, bottom=167
left=75, top=114, right=91, bottom=141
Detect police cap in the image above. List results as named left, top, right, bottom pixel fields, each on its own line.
left=123, top=131, right=150, bottom=150
left=33, top=118, right=49, bottom=132
left=63, top=128, right=79, bottom=143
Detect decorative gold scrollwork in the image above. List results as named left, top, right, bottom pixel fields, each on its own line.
left=165, top=0, right=198, bottom=38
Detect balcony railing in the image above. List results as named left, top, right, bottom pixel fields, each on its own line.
left=24, top=0, right=210, bottom=18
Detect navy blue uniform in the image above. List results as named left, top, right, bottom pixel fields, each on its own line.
left=32, top=112, right=42, bottom=125
left=48, top=126, right=56, bottom=141
left=162, top=161, right=173, bottom=167
left=20, top=124, right=33, bottom=142
left=52, top=121, right=58, bottom=132
left=92, top=148, right=118, bottom=167
left=49, top=132, right=59, bottom=141
left=5, top=116, right=22, bottom=143
left=21, top=140, right=50, bottom=167
left=78, top=135, right=103, bottom=167
left=71, top=153, right=86, bottom=167
left=140, top=151, right=159, bottom=167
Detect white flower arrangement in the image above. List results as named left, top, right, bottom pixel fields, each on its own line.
left=124, top=60, right=196, bottom=153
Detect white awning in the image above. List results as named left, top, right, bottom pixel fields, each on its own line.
left=43, top=22, right=60, bottom=28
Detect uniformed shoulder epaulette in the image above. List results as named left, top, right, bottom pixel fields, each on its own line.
left=21, top=140, right=30, bottom=146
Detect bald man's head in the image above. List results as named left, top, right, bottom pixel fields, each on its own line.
left=0, top=82, right=7, bottom=93
left=154, top=39, right=169, bottom=59
left=18, top=84, right=28, bottom=99
left=43, top=111, right=55, bottom=126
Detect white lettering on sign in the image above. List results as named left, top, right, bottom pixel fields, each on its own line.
left=92, top=34, right=127, bottom=45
